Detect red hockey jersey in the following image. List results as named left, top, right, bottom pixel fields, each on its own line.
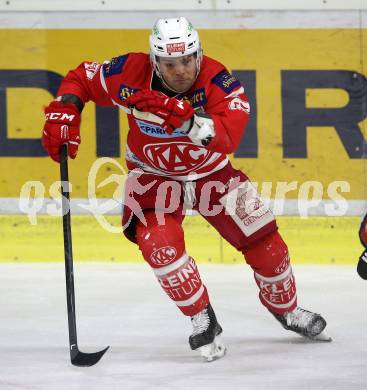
left=58, top=53, right=250, bottom=180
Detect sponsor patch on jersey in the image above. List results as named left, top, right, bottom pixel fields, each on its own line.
left=211, top=70, right=241, bottom=94
left=119, top=84, right=139, bottom=100
left=184, top=88, right=207, bottom=109
left=103, top=54, right=129, bottom=78
left=219, top=180, right=274, bottom=237
left=136, top=119, right=186, bottom=138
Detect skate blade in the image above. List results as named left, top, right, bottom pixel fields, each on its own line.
left=304, top=331, right=332, bottom=342
left=198, top=335, right=226, bottom=362
left=311, top=331, right=332, bottom=342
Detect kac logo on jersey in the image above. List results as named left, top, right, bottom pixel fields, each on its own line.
left=136, top=119, right=186, bottom=138
left=143, top=142, right=212, bottom=174
left=150, top=246, right=177, bottom=266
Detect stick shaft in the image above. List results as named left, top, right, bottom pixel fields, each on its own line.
left=60, top=144, right=78, bottom=352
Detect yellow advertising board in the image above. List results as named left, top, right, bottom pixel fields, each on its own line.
left=0, top=29, right=365, bottom=201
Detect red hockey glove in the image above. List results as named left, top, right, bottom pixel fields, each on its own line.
left=42, top=101, right=81, bottom=162
left=126, top=90, right=194, bottom=134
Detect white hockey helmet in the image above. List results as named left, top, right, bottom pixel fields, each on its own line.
left=150, top=17, right=203, bottom=80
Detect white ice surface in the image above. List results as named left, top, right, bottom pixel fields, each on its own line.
left=0, top=263, right=366, bottom=390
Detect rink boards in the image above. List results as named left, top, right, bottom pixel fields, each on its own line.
left=0, top=214, right=361, bottom=264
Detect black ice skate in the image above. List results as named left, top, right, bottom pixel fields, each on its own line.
left=189, top=304, right=226, bottom=361
left=271, top=306, right=332, bottom=342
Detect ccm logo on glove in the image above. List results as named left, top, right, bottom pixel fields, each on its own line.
left=45, top=112, right=76, bottom=121
left=42, top=101, right=81, bottom=162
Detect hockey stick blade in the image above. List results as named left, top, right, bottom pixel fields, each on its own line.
left=71, top=346, right=110, bottom=367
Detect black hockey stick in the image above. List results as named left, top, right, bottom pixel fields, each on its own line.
left=60, top=144, right=109, bottom=366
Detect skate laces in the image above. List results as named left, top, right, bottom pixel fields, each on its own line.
left=191, top=308, right=210, bottom=336
left=286, top=307, right=314, bottom=328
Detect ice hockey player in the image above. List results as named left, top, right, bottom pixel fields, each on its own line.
left=357, top=213, right=367, bottom=279
left=42, top=17, right=331, bottom=362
